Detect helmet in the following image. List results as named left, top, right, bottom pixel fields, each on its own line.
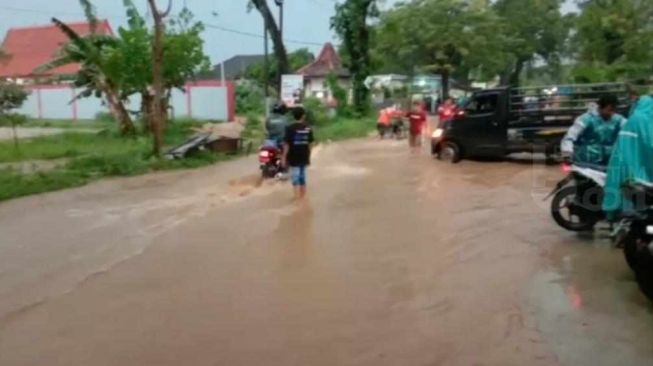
left=271, top=102, right=288, bottom=115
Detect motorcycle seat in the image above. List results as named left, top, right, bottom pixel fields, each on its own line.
left=573, top=161, right=607, bottom=172
left=622, top=181, right=653, bottom=209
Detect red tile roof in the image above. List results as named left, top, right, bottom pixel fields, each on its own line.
left=297, top=42, right=349, bottom=78
left=0, top=20, right=113, bottom=79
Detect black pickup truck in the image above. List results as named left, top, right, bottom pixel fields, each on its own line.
left=431, top=83, right=629, bottom=163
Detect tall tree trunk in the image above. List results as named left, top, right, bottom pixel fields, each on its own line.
left=509, top=59, right=526, bottom=87
left=331, top=0, right=374, bottom=114
left=441, top=69, right=450, bottom=100
left=352, top=11, right=371, bottom=114
left=11, top=120, right=19, bottom=153
left=251, top=0, right=289, bottom=85
left=141, top=90, right=154, bottom=134
left=160, top=94, right=170, bottom=129
left=147, top=0, right=172, bottom=157
left=105, top=88, right=135, bottom=136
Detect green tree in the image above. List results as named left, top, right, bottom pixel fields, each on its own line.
left=571, top=0, right=653, bottom=82
left=325, top=72, right=349, bottom=116
left=375, top=0, right=509, bottom=97
left=0, top=81, right=29, bottom=151
left=331, top=0, right=378, bottom=113
left=493, top=0, right=568, bottom=86
left=106, top=2, right=209, bottom=133
left=37, top=0, right=136, bottom=135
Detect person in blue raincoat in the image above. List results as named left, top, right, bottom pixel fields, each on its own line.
left=560, top=94, right=627, bottom=167
left=603, top=95, right=653, bottom=219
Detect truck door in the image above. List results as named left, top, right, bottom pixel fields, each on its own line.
left=463, top=91, right=507, bottom=156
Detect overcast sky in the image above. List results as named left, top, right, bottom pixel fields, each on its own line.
left=0, top=0, right=578, bottom=65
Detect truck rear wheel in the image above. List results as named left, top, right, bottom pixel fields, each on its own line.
left=438, top=142, right=462, bottom=163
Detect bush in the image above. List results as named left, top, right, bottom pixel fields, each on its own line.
left=242, top=113, right=264, bottom=143
left=164, top=118, right=203, bottom=145
left=326, top=73, right=352, bottom=117
left=236, top=83, right=265, bottom=114
left=94, top=111, right=115, bottom=123
left=303, top=97, right=329, bottom=126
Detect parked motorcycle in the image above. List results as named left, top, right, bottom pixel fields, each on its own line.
left=617, top=182, right=653, bottom=301
left=391, top=117, right=405, bottom=139
left=258, top=144, right=283, bottom=179
left=547, top=161, right=606, bottom=232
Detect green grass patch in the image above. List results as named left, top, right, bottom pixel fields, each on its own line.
left=0, top=168, right=90, bottom=202
left=22, top=119, right=109, bottom=129
left=0, top=119, right=203, bottom=164
left=0, top=132, right=147, bottom=163
left=0, top=119, right=230, bottom=202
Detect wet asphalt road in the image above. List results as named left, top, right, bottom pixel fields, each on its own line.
left=0, top=138, right=652, bottom=365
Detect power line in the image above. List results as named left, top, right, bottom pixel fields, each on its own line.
left=0, top=5, right=124, bottom=19
left=0, top=5, right=325, bottom=47
left=203, top=23, right=324, bottom=47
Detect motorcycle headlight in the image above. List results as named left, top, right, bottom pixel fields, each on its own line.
left=432, top=128, right=444, bottom=139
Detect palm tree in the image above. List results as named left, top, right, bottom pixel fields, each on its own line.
left=35, top=1, right=135, bottom=135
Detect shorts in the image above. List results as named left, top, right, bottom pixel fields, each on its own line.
left=377, top=123, right=389, bottom=134
left=290, top=166, right=307, bottom=186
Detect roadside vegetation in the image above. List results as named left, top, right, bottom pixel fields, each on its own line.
left=0, top=119, right=231, bottom=201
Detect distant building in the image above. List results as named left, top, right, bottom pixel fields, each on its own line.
left=212, top=55, right=266, bottom=80
left=297, top=42, right=350, bottom=103
left=0, top=21, right=114, bottom=83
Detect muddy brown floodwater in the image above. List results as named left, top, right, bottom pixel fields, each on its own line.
left=1, top=138, right=653, bottom=366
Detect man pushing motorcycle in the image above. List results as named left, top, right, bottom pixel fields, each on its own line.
left=549, top=95, right=626, bottom=232
left=560, top=94, right=627, bottom=168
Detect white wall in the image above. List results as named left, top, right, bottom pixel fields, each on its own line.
left=17, top=84, right=231, bottom=121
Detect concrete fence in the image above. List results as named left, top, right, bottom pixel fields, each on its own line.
left=18, top=80, right=235, bottom=122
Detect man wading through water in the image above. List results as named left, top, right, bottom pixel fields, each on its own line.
left=283, top=107, right=315, bottom=201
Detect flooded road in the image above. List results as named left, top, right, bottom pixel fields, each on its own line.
left=1, top=138, right=652, bottom=365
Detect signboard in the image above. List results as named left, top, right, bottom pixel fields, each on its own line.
left=281, top=74, right=304, bottom=106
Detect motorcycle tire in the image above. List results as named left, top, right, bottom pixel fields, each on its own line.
left=636, top=266, right=653, bottom=302
left=623, top=223, right=645, bottom=271
left=261, top=166, right=278, bottom=179
left=551, top=186, right=598, bottom=232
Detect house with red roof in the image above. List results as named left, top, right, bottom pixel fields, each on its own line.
left=0, top=20, right=113, bottom=83
left=297, top=42, right=350, bottom=103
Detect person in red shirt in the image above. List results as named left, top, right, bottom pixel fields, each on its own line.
left=406, top=101, right=427, bottom=150
left=377, top=107, right=392, bottom=139
left=438, top=97, right=456, bottom=123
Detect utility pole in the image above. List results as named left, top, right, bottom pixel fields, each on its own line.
left=263, top=15, right=270, bottom=116
left=275, top=0, right=284, bottom=40
left=275, top=0, right=284, bottom=96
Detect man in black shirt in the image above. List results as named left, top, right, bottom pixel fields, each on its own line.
left=283, top=107, right=315, bottom=200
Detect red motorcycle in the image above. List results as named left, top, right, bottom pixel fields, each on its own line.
left=258, top=145, right=283, bottom=178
